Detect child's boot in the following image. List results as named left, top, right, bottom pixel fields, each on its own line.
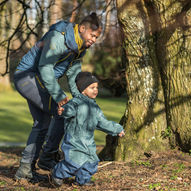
left=50, top=169, right=63, bottom=187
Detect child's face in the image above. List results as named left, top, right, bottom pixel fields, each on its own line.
left=82, top=82, right=98, bottom=99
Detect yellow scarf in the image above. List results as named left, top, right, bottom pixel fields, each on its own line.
left=74, top=24, right=84, bottom=53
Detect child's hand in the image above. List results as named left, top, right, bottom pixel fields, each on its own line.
left=118, top=130, right=125, bottom=137
left=57, top=97, right=69, bottom=115
left=57, top=106, right=64, bottom=115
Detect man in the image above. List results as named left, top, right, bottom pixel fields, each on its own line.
left=14, top=12, right=102, bottom=182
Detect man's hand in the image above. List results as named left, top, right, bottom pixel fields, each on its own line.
left=57, top=97, right=69, bottom=115
left=118, top=130, right=125, bottom=137
left=58, top=97, right=69, bottom=107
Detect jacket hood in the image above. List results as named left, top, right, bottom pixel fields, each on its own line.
left=77, top=93, right=96, bottom=104
left=49, top=21, right=84, bottom=54
left=65, top=23, right=84, bottom=54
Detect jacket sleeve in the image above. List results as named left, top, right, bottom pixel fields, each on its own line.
left=66, top=60, right=81, bottom=97
left=61, top=100, right=77, bottom=118
left=96, top=108, right=124, bottom=136
left=38, top=30, right=67, bottom=103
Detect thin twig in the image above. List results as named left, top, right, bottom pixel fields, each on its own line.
left=98, top=162, right=113, bottom=168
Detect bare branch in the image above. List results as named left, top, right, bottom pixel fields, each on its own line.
left=64, top=0, right=86, bottom=18
left=69, top=0, right=78, bottom=23
left=16, top=0, right=30, bottom=9
left=0, top=0, right=9, bottom=7
left=1, top=8, right=26, bottom=76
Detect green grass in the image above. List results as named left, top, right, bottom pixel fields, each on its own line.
left=0, top=90, right=126, bottom=145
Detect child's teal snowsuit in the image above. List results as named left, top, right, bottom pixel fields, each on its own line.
left=53, top=66, right=124, bottom=185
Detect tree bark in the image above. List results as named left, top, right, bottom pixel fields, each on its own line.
left=69, top=0, right=78, bottom=23
left=0, top=2, right=12, bottom=90
left=7, top=1, right=24, bottom=84
left=100, top=0, right=191, bottom=161
left=49, top=0, right=63, bottom=25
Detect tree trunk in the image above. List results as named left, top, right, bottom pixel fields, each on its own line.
left=0, top=2, right=11, bottom=90
left=163, top=1, right=191, bottom=151
left=7, top=1, right=24, bottom=84
left=49, top=0, right=63, bottom=25
left=100, top=0, right=191, bottom=161
left=69, top=0, right=78, bottom=23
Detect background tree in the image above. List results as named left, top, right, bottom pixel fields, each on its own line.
left=0, top=0, right=11, bottom=90
left=0, top=0, right=52, bottom=88
left=92, top=25, right=126, bottom=97
left=100, top=0, right=191, bottom=161
left=87, top=0, right=127, bottom=96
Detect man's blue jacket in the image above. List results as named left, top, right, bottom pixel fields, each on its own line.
left=16, top=21, right=86, bottom=103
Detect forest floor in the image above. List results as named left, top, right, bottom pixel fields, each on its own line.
left=0, top=146, right=191, bottom=191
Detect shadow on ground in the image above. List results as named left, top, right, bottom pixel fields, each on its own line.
left=0, top=147, right=191, bottom=191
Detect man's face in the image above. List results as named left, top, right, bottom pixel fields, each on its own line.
left=82, top=82, right=98, bottom=99
left=79, top=25, right=101, bottom=48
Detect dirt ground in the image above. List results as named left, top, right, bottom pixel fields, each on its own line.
left=0, top=146, right=191, bottom=191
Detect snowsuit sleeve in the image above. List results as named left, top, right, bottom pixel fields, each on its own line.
left=61, top=100, right=77, bottom=119
left=96, top=107, right=124, bottom=136
left=38, top=30, right=67, bottom=103
left=66, top=61, right=81, bottom=97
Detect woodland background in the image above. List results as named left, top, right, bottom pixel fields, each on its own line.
left=1, top=0, right=191, bottom=190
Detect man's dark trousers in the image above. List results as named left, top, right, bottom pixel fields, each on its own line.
left=14, top=70, right=64, bottom=164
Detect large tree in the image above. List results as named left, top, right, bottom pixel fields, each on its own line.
left=100, top=0, right=191, bottom=161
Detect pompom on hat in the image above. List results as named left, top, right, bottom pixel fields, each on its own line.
left=75, top=72, right=99, bottom=93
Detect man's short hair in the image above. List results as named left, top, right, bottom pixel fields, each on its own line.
left=80, top=12, right=102, bottom=31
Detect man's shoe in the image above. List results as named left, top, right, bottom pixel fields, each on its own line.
left=15, top=162, right=33, bottom=180
left=15, top=162, right=48, bottom=183
left=37, top=152, right=57, bottom=171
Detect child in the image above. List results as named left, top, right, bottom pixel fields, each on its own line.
left=51, top=72, right=125, bottom=187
